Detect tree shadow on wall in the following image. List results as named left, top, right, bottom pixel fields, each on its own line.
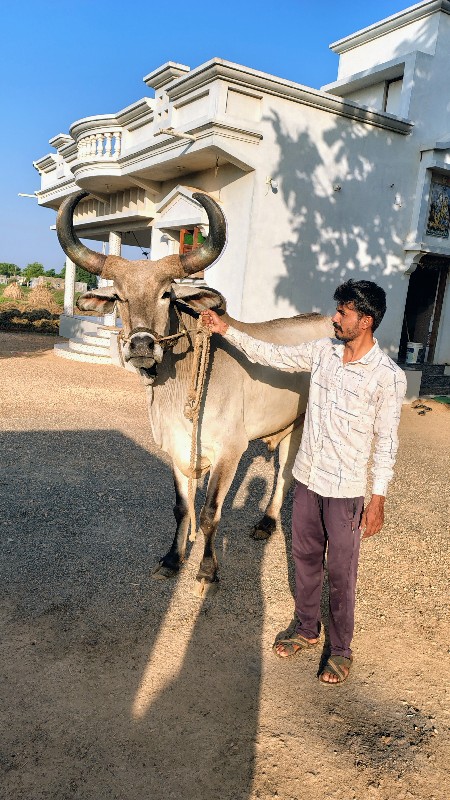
left=267, top=109, right=406, bottom=318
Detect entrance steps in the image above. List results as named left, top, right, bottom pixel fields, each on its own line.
left=54, top=325, right=116, bottom=365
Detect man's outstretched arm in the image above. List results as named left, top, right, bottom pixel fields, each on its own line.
left=201, top=310, right=314, bottom=372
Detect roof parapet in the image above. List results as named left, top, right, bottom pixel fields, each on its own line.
left=330, top=0, right=450, bottom=53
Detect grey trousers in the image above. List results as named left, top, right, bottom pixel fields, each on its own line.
left=292, top=481, right=364, bottom=658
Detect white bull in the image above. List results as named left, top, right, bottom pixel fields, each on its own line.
left=57, top=192, right=333, bottom=592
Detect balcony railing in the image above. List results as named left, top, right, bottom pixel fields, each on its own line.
left=77, top=130, right=122, bottom=160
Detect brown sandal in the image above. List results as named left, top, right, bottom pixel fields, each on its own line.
left=272, top=631, right=319, bottom=659
left=319, top=655, right=353, bottom=684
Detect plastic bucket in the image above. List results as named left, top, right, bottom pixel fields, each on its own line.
left=405, top=341, right=424, bottom=365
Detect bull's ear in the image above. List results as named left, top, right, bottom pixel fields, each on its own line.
left=170, top=283, right=227, bottom=316
left=76, top=286, right=119, bottom=313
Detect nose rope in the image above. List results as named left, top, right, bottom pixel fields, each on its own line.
left=183, top=317, right=212, bottom=543
left=117, top=306, right=194, bottom=366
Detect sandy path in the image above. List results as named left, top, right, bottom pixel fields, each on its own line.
left=0, top=331, right=448, bottom=800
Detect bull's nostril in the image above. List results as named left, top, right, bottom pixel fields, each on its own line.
left=129, top=334, right=155, bottom=357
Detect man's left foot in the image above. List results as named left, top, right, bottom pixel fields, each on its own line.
left=319, top=655, right=353, bottom=684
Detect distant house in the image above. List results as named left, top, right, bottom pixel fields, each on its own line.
left=30, top=276, right=65, bottom=290
left=0, top=275, right=8, bottom=285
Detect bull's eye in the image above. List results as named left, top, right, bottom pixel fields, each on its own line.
left=161, top=292, right=171, bottom=300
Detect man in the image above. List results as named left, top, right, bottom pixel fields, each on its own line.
left=202, top=280, right=407, bottom=685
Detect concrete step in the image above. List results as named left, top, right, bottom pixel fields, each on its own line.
left=54, top=342, right=114, bottom=365
left=83, top=332, right=113, bottom=347
left=97, top=325, right=122, bottom=339
left=68, top=337, right=110, bottom=356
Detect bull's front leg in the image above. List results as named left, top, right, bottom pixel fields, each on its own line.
left=153, top=464, right=192, bottom=579
left=196, top=447, right=245, bottom=595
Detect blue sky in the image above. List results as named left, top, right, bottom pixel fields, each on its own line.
left=1, top=0, right=414, bottom=270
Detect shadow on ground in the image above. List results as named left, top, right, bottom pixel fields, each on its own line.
left=0, top=430, right=436, bottom=799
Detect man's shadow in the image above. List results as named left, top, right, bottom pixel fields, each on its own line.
left=128, top=465, right=271, bottom=799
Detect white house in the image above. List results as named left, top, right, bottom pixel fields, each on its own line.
left=34, top=0, right=450, bottom=395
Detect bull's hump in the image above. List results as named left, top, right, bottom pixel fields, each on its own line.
left=226, top=314, right=334, bottom=345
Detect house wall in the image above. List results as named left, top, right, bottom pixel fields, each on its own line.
left=336, top=13, right=440, bottom=79
left=216, top=90, right=416, bottom=358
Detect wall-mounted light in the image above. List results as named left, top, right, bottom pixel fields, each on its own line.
left=265, top=177, right=279, bottom=193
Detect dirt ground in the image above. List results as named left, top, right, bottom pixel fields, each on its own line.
left=1, top=331, right=449, bottom=800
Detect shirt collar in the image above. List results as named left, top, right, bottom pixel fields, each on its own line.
left=331, top=337, right=380, bottom=365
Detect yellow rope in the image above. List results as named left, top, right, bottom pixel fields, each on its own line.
left=184, top=317, right=211, bottom=542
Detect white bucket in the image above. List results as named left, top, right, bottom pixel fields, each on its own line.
left=405, top=341, right=424, bottom=365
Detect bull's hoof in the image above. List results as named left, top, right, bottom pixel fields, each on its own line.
left=193, top=577, right=220, bottom=598
left=151, top=560, right=179, bottom=580
left=251, top=514, right=276, bottom=541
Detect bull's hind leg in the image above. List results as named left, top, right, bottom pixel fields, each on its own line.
left=153, top=464, right=192, bottom=579
left=196, top=447, right=245, bottom=594
left=252, top=423, right=304, bottom=540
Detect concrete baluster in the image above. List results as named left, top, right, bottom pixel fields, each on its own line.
left=96, top=132, right=104, bottom=157
left=115, top=131, right=122, bottom=157
left=104, top=132, right=113, bottom=158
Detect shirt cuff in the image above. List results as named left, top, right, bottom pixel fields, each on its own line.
left=224, top=325, right=239, bottom=340
left=371, top=479, right=388, bottom=497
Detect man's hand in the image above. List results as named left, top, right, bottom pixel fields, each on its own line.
left=360, top=495, right=385, bottom=539
left=201, top=310, right=229, bottom=336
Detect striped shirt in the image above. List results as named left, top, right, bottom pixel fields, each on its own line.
left=225, top=328, right=407, bottom=498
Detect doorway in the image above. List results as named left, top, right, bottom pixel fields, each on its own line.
left=399, top=256, right=449, bottom=363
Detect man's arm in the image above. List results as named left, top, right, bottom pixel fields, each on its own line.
left=201, top=310, right=315, bottom=372
left=360, top=369, right=407, bottom=539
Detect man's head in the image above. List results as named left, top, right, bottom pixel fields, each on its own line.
left=332, top=279, right=386, bottom=342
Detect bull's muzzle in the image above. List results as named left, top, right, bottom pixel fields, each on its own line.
left=123, top=332, right=164, bottom=382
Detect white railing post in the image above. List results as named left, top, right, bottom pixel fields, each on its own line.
left=114, top=131, right=122, bottom=157
left=63, top=256, right=76, bottom=316
left=104, top=132, right=113, bottom=158
left=96, top=132, right=103, bottom=157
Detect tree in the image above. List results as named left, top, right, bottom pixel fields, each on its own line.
left=60, top=264, right=97, bottom=289
left=23, top=262, right=45, bottom=281
left=0, top=263, right=21, bottom=278
left=45, top=269, right=56, bottom=277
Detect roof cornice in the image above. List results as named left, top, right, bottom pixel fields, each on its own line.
left=33, top=154, right=57, bottom=174
left=143, top=62, right=190, bottom=91
left=166, top=59, right=413, bottom=135
left=331, top=0, right=450, bottom=53
left=69, top=114, right=120, bottom=139
left=116, top=98, right=154, bottom=130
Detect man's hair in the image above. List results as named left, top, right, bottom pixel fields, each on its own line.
left=333, top=279, right=386, bottom=331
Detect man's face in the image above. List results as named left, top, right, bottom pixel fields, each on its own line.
left=332, top=302, right=371, bottom=342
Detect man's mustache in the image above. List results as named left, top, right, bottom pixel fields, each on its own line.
left=333, top=324, right=343, bottom=332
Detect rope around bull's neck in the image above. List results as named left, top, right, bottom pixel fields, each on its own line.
left=183, top=317, right=212, bottom=542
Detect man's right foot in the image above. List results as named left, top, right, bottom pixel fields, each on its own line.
left=273, top=633, right=319, bottom=658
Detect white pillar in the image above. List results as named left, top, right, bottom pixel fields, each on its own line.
left=102, top=231, right=122, bottom=326
left=63, top=256, right=76, bottom=316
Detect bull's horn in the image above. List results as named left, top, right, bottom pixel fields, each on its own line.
left=179, top=193, right=226, bottom=276
left=56, top=191, right=107, bottom=276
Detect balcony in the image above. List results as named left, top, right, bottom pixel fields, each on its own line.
left=77, top=129, right=122, bottom=161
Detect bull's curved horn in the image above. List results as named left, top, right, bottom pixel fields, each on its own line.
left=179, top=193, right=226, bottom=276
left=56, top=191, right=107, bottom=276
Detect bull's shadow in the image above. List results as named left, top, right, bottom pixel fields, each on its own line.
left=0, top=428, right=273, bottom=800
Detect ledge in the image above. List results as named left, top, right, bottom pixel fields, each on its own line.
left=165, top=58, right=413, bottom=135
left=322, top=55, right=408, bottom=95
left=330, top=0, right=450, bottom=53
